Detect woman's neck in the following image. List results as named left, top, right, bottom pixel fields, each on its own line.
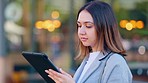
left=92, top=47, right=101, bottom=52
left=91, top=42, right=101, bottom=52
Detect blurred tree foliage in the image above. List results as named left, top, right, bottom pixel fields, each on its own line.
left=114, top=1, right=148, bottom=39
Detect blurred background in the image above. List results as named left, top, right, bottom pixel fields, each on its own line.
left=0, top=0, right=148, bottom=83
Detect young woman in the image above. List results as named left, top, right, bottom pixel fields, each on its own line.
left=45, top=1, right=133, bottom=83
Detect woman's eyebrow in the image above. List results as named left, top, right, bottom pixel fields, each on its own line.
left=77, top=21, right=93, bottom=24
left=84, top=21, right=93, bottom=24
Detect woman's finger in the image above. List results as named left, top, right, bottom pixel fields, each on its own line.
left=47, top=70, right=64, bottom=83
left=45, top=69, right=61, bottom=78
left=45, top=70, right=60, bottom=82
left=48, top=75, right=58, bottom=82
left=48, top=73, right=65, bottom=83
left=59, top=68, right=72, bottom=77
left=45, top=70, right=50, bottom=74
left=45, top=69, right=73, bottom=83
left=49, top=69, right=66, bottom=79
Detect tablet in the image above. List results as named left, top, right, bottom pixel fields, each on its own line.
left=22, top=51, right=60, bottom=83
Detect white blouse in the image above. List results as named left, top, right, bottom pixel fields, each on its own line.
left=77, top=51, right=100, bottom=83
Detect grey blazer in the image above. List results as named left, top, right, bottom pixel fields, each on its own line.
left=73, top=52, right=133, bottom=83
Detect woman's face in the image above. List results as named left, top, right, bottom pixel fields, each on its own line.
left=77, top=10, right=99, bottom=51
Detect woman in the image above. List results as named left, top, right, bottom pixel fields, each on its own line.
left=45, top=1, right=133, bottom=83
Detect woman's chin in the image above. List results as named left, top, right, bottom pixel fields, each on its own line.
left=82, top=43, right=90, bottom=46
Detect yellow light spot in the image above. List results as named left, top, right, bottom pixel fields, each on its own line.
left=53, top=20, right=61, bottom=28
left=136, top=21, right=144, bottom=29
left=35, top=21, right=43, bottom=29
left=51, top=11, right=60, bottom=19
left=130, top=20, right=136, bottom=28
left=42, top=20, right=52, bottom=29
left=126, top=23, right=133, bottom=31
left=48, top=27, right=55, bottom=32
left=120, top=20, right=128, bottom=28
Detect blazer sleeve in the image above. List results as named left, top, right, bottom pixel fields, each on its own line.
left=102, top=54, right=133, bottom=83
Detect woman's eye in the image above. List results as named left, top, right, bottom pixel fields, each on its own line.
left=85, top=23, right=93, bottom=28
left=78, top=25, right=81, bottom=28
left=86, top=25, right=93, bottom=28
left=86, top=24, right=93, bottom=28
left=77, top=24, right=81, bottom=28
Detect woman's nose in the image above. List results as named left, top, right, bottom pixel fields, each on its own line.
left=79, top=26, right=86, bottom=35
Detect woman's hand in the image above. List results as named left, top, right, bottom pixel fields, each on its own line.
left=45, top=68, right=75, bottom=83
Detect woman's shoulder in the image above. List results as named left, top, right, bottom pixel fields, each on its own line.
left=106, top=53, right=128, bottom=66
left=104, top=52, right=132, bottom=75
left=103, top=53, right=133, bottom=83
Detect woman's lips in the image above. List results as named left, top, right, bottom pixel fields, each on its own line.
left=80, top=37, right=88, bottom=42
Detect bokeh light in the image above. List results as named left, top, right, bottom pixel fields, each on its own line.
left=126, top=23, right=133, bottom=31
left=137, top=68, right=143, bottom=75
left=136, top=21, right=144, bottom=29
left=120, top=20, right=144, bottom=31
left=42, top=20, right=52, bottom=29
left=138, top=45, right=146, bottom=55
left=35, top=21, right=43, bottom=29
left=130, top=20, right=136, bottom=28
left=48, top=26, right=55, bottom=32
left=53, top=20, right=61, bottom=28
left=120, top=20, right=128, bottom=28
left=51, top=11, right=60, bottom=19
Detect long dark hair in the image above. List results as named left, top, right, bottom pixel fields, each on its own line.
left=76, top=1, right=126, bottom=60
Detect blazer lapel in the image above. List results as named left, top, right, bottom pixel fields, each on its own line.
left=80, top=52, right=106, bottom=83
left=73, top=56, right=88, bottom=82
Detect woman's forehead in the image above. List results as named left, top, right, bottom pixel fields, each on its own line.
left=77, top=10, right=93, bottom=23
